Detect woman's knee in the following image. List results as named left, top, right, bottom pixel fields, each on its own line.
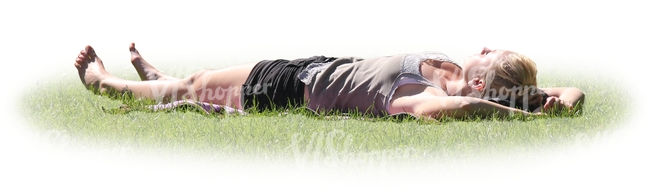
left=183, top=70, right=226, bottom=102
left=186, top=70, right=213, bottom=84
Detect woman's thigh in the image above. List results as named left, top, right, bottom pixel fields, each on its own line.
left=189, top=63, right=257, bottom=109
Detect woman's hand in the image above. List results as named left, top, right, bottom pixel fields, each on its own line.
left=541, top=96, right=572, bottom=113
left=538, top=87, right=584, bottom=115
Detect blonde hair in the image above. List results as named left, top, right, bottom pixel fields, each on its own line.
left=481, top=52, right=539, bottom=99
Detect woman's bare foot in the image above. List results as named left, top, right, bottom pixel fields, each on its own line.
left=74, top=45, right=110, bottom=94
left=130, top=43, right=178, bottom=81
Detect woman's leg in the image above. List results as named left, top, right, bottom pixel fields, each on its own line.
left=129, top=42, right=179, bottom=81
left=74, top=45, right=255, bottom=109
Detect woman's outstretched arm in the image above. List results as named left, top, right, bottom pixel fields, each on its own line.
left=390, top=94, right=537, bottom=120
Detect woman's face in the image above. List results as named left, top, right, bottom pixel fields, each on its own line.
left=463, top=47, right=511, bottom=80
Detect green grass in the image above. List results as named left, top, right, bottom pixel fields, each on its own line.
left=19, top=68, right=631, bottom=168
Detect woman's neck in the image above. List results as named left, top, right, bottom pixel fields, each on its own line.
left=446, top=79, right=472, bottom=97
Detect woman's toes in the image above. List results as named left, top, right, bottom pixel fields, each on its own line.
left=129, top=43, right=137, bottom=52
left=85, top=45, right=96, bottom=55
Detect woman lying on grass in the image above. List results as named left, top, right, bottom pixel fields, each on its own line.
left=74, top=43, right=584, bottom=119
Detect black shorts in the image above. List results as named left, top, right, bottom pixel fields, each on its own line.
left=241, top=56, right=337, bottom=111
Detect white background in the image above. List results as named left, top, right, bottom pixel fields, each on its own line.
left=1, top=0, right=648, bottom=190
